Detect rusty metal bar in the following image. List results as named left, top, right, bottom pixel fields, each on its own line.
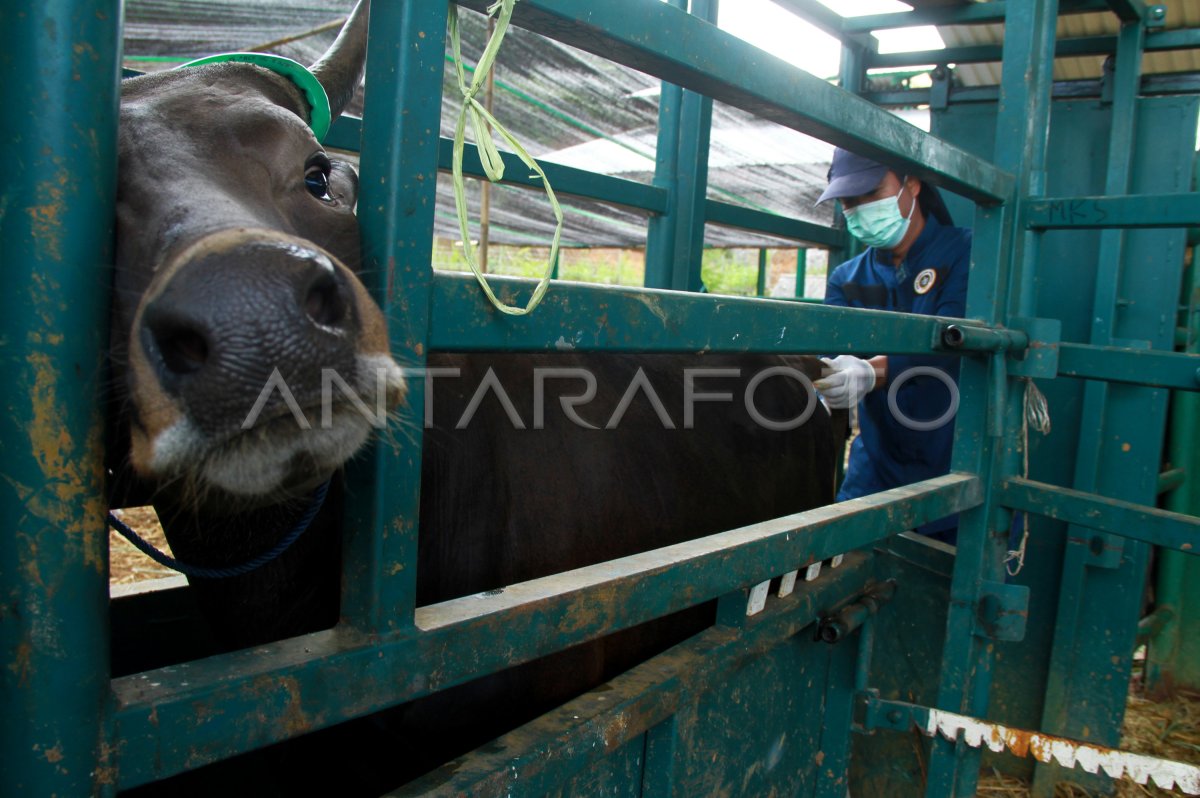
left=392, top=553, right=876, bottom=797
left=3, top=1, right=121, bottom=795
left=109, top=474, right=981, bottom=789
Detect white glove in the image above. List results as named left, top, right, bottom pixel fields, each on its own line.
left=814, top=355, right=876, bottom=409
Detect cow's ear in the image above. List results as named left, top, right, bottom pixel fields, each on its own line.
left=310, top=0, right=370, bottom=118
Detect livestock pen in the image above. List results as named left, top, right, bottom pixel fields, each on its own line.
left=8, top=0, right=1200, bottom=795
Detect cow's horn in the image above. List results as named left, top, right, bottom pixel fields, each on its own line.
left=310, top=0, right=371, bottom=119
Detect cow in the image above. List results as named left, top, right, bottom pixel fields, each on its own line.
left=111, top=0, right=838, bottom=790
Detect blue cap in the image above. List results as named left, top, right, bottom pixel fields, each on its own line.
left=817, top=148, right=890, bottom=204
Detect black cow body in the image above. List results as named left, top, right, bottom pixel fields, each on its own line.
left=404, top=351, right=837, bottom=778
left=419, top=352, right=835, bottom=604
left=111, top=1, right=838, bottom=791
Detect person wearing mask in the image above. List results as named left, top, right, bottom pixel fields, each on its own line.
left=814, top=148, right=971, bottom=543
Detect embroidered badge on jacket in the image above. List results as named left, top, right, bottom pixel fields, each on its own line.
left=914, top=268, right=938, bottom=295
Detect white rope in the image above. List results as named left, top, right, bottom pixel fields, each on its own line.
left=1006, top=378, right=1051, bottom=576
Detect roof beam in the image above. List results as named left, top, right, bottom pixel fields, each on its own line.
left=843, top=3, right=1015, bottom=32
left=864, top=26, right=1200, bottom=69
left=1105, top=0, right=1149, bottom=22
left=862, top=70, right=1200, bottom=105
left=840, top=0, right=1123, bottom=33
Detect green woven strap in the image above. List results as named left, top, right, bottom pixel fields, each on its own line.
left=449, top=0, right=562, bottom=316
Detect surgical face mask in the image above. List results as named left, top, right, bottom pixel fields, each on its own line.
left=843, top=181, right=915, bottom=250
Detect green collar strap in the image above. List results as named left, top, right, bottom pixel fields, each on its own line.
left=175, top=52, right=332, bottom=141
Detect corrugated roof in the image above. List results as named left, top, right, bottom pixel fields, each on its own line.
left=938, top=4, right=1200, bottom=86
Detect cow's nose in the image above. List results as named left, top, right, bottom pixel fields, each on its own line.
left=140, top=238, right=360, bottom=432
left=303, top=266, right=348, bottom=329
left=146, top=308, right=211, bottom=378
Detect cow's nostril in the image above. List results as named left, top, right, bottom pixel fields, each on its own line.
left=156, top=326, right=210, bottom=376
left=304, top=272, right=346, bottom=328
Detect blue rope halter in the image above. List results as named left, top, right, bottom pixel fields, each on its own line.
left=107, top=479, right=331, bottom=580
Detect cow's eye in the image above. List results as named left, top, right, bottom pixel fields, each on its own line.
left=304, top=167, right=331, bottom=200
left=304, top=154, right=333, bottom=201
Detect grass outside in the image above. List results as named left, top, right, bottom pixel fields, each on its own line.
left=432, top=239, right=828, bottom=298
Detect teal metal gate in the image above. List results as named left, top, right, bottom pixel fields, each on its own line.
left=7, top=0, right=1200, bottom=795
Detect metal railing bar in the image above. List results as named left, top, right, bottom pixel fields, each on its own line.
left=999, top=477, right=1200, bottom=552
left=393, top=553, right=874, bottom=796
left=1024, top=192, right=1200, bottom=229
left=109, top=474, right=981, bottom=789
left=1056, top=343, right=1200, bottom=391
left=425, top=271, right=990, bottom=354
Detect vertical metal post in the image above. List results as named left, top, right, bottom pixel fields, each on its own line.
left=1, top=0, right=121, bottom=794
left=795, top=248, right=808, bottom=298
left=671, top=0, right=716, bottom=293
left=1147, top=257, right=1200, bottom=694
left=641, top=701, right=700, bottom=796
left=854, top=616, right=876, bottom=691
left=828, top=204, right=858, bottom=271
left=756, top=249, right=768, bottom=297
left=839, top=40, right=866, bottom=96
left=813, top=632, right=863, bottom=797
left=644, top=0, right=687, bottom=289
left=645, top=0, right=715, bottom=292
left=927, top=0, right=1059, bottom=795
left=339, top=0, right=448, bottom=635
left=1031, top=18, right=1147, bottom=797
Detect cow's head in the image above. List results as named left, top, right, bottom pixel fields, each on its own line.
left=112, top=0, right=401, bottom=509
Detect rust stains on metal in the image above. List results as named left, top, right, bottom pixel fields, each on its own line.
left=280, top=676, right=312, bottom=737
left=8, top=641, right=33, bottom=689
left=22, top=261, right=106, bottom=573
left=1004, top=725, right=1032, bottom=758
left=95, top=740, right=118, bottom=786
left=922, top=707, right=1200, bottom=794
left=27, top=352, right=72, bottom=478
left=600, top=711, right=629, bottom=752
left=23, top=344, right=107, bottom=574
left=26, top=160, right=74, bottom=263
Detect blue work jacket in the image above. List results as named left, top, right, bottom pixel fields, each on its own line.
left=824, top=215, right=971, bottom=542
